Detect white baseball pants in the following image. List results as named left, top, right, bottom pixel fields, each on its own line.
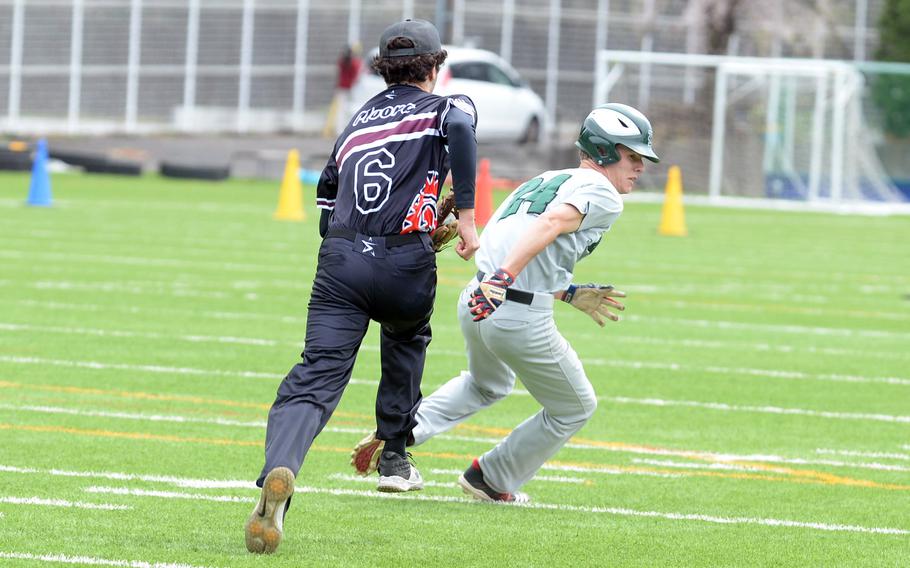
left=412, top=281, right=598, bottom=494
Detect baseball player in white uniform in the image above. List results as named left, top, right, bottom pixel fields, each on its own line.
left=352, top=103, right=659, bottom=502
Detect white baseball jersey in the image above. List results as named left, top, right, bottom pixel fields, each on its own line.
left=475, top=167, right=624, bottom=293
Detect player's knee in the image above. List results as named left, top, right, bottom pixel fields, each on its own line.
left=474, top=382, right=511, bottom=404
left=465, top=371, right=513, bottom=403
left=580, top=394, right=598, bottom=421
left=552, top=390, right=598, bottom=432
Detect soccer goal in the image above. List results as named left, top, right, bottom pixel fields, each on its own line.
left=594, top=50, right=910, bottom=212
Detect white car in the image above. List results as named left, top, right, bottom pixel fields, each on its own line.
left=347, top=46, right=547, bottom=144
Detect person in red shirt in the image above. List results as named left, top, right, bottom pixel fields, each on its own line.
left=333, top=43, right=362, bottom=136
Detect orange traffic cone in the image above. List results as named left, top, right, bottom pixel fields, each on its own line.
left=658, top=165, right=687, bottom=236
left=274, top=149, right=306, bottom=221
left=475, top=158, right=493, bottom=227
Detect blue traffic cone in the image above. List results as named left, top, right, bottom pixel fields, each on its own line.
left=26, top=139, right=52, bottom=207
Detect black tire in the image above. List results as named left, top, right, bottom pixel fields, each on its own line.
left=82, top=159, right=143, bottom=176
left=521, top=116, right=541, bottom=145
left=0, top=149, right=33, bottom=171
left=160, top=161, right=231, bottom=181
left=48, top=149, right=109, bottom=169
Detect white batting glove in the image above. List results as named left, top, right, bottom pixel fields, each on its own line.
left=562, top=283, right=626, bottom=327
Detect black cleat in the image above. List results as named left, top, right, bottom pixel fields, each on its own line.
left=457, top=459, right=529, bottom=503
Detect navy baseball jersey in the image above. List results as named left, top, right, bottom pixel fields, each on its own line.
left=317, top=85, right=477, bottom=236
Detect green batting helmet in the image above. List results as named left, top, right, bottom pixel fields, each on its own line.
left=575, top=103, right=660, bottom=166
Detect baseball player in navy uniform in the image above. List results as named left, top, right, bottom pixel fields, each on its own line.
left=352, top=103, right=658, bottom=503
left=245, top=19, right=479, bottom=554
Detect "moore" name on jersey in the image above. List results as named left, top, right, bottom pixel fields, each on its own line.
left=352, top=103, right=417, bottom=126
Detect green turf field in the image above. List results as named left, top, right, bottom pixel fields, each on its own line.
left=0, top=171, right=908, bottom=567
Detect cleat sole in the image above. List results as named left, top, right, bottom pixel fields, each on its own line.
left=245, top=467, right=294, bottom=554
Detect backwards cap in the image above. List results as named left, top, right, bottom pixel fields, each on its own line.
left=379, top=19, right=443, bottom=58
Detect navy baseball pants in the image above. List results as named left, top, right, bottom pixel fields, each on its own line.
left=256, top=230, right=436, bottom=486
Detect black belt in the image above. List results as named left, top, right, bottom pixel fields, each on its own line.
left=326, top=227, right=424, bottom=247
left=475, top=271, right=534, bottom=306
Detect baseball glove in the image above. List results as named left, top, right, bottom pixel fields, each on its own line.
left=562, top=283, right=626, bottom=326
left=430, top=190, right=459, bottom=252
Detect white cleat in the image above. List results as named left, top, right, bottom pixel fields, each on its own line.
left=376, top=451, right=424, bottom=493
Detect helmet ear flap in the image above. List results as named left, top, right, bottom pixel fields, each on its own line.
left=595, top=144, right=615, bottom=166
left=593, top=140, right=619, bottom=166
left=577, top=120, right=620, bottom=167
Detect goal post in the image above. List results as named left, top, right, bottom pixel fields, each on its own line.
left=594, top=50, right=910, bottom=211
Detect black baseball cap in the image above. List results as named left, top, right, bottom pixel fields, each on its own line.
left=378, top=19, right=443, bottom=58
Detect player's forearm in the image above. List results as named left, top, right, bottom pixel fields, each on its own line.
left=499, top=214, right=563, bottom=277
left=458, top=207, right=476, bottom=228
left=446, top=120, right=477, bottom=210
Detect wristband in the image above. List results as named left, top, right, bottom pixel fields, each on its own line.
left=562, top=283, right=578, bottom=304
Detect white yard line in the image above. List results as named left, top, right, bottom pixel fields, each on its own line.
left=427, top=469, right=590, bottom=484
left=0, top=356, right=282, bottom=380
left=3, top=320, right=908, bottom=365
left=633, top=457, right=910, bottom=474
left=3, top=351, right=908, bottom=391
left=585, top=359, right=910, bottom=386
left=2, top=231, right=299, bottom=258
left=85, top=487, right=253, bottom=503
left=608, top=253, right=910, bottom=285
left=623, top=314, right=910, bottom=340
left=13, top=299, right=309, bottom=325
left=0, top=196, right=265, bottom=215
left=540, top=462, right=684, bottom=478
left=605, top=335, right=909, bottom=361
left=816, top=449, right=910, bottom=461
left=14, top=297, right=910, bottom=345
left=631, top=459, right=769, bottom=473
left=603, top=395, right=910, bottom=425
left=0, top=322, right=280, bottom=347
left=0, top=465, right=255, bottom=490
left=4, top=396, right=908, bottom=480
left=0, top=552, right=218, bottom=568
left=5, top=242, right=908, bottom=322
left=335, top=471, right=598, bottom=486
left=328, top=473, right=458, bottom=489
left=0, top=496, right=129, bottom=510
left=3, top=379, right=906, bottom=443
left=82, top=485, right=909, bottom=536
left=0, top=250, right=290, bottom=275
left=0, top=404, right=268, bottom=428
left=26, top=281, right=231, bottom=300
left=619, top=295, right=910, bottom=322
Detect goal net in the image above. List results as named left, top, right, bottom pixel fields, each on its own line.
left=594, top=50, right=909, bottom=209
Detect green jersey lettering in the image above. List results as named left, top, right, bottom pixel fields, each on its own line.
left=499, top=174, right=572, bottom=219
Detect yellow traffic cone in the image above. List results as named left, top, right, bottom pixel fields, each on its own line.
left=658, top=165, right=687, bottom=236
left=274, top=149, right=306, bottom=221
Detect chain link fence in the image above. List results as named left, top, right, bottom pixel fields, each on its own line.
left=0, top=0, right=889, bottom=137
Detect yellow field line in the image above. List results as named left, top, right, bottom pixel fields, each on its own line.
left=0, top=422, right=261, bottom=446
left=2, top=422, right=908, bottom=491
left=0, top=380, right=365, bottom=420
left=3, top=381, right=905, bottom=491
left=559, top=434, right=908, bottom=490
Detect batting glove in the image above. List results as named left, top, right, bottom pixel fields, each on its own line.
left=468, top=268, right=515, bottom=321
left=562, top=283, right=626, bottom=327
